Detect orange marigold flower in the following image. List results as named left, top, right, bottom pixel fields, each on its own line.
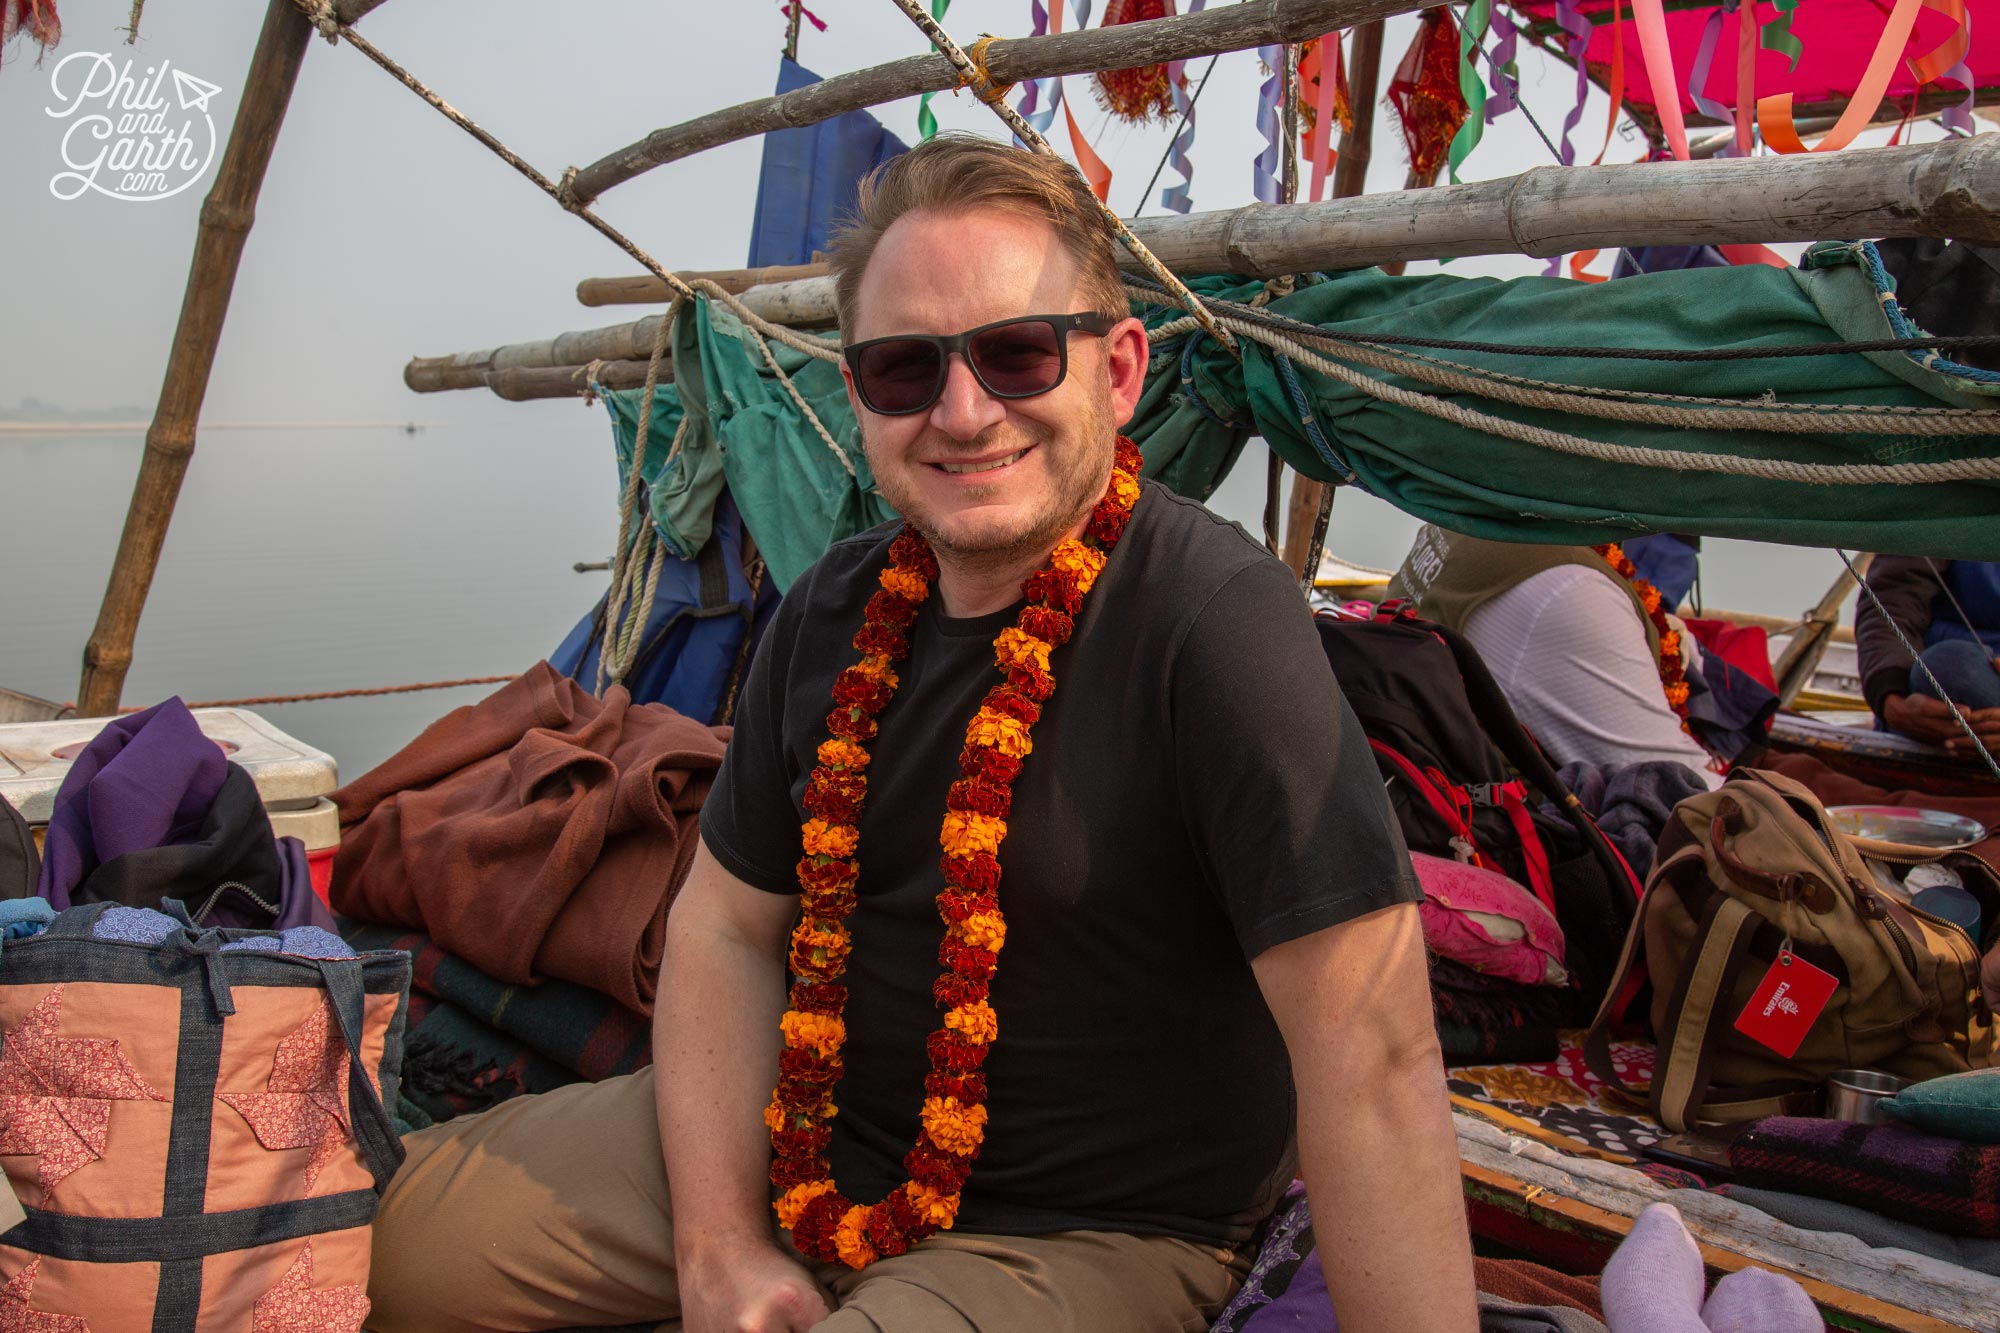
left=964, top=707, right=1032, bottom=758
left=763, top=1100, right=790, bottom=1134
left=802, top=819, right=859, bottom=858
left=775, top=1180, right=840, bottom=1231
left=939, top=810, right=1007, bottom=859
left=1049, top=539, right=1107, bottom=594
left=956, top=910, right=1007, bottom=952
left=944, top=1000, right=999, bottom=1045
left=1109, top=471, right=1141, bottom=511
left=849, top=655, right=900, bottom=689
left=816, top=738, right=871, bottom=771
left=834, top=1204, right=879, bottom=1269
left=921, top=1095, right=990, bottom=1156
left=993, top=626, right=1052, bottom=675
left=781, top=1009, right=847, bottom=1059
left=790, top=918, right=850, bottom=962
left=878, top=565, right=929, bottom=602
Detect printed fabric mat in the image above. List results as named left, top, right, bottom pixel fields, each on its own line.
left=1449, top=1031, right=1668, bottom=1165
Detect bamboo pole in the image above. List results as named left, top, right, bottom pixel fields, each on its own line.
left=579, top=262, right=828, bottom=307
left=526, top=136, right=2000, bottom=344
left=1283, top=21, right=1385, bottom=582
left=76, top=0, right=316, bottom=717
left=564, top=0, right=1425, bottom=205
left=403, top=356, right=666, bottom=400
left=1774, top=556, right=1873, bottom=709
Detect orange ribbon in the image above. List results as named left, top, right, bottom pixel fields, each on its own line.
left=1758, top=0, right=1941, bottom=154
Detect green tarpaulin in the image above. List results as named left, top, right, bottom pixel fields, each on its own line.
left=606, top=241, right=2000, bottom=591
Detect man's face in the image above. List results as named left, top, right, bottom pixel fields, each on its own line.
left=841, top=208, right=1146, bottom=565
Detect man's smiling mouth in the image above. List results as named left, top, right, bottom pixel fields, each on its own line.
left=934, top=448, right=1030, bottom=476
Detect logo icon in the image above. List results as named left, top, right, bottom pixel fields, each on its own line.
left=46, top=51, right=222, bottom=202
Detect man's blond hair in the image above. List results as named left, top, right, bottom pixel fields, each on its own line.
left=828, top=133, right=1128, bottom=334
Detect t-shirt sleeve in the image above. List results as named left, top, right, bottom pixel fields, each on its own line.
left=699, top=575, right=811, bottom=895
left=1170, top=558, right=1421, bottom=959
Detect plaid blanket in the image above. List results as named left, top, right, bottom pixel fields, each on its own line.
left=341, top=921, right=654, bottom=1124
left=1732, top=1116, right=2000, bottom=1239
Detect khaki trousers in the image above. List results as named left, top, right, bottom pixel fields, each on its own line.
left=366, top=1069, right=1252, bottom=1333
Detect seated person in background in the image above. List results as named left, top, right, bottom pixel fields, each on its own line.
left=1388, top=526, right=1724, bottom=787
left=1859, top=556, right=2000, bottom=757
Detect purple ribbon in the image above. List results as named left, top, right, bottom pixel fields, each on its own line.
left=1687, top=5, right=1734, bottom=149
left=1941, top=54, right=1975, bottom=135
left=1017, top=0, right=1061, bottom=138
left=1547, top=0, right=1594, bottom=273
left=1253, top=42, right=1284, bottom=203
left=1159, top=0, right=1210, bottom=213
left=1486, top=9, right=1519, bottom=122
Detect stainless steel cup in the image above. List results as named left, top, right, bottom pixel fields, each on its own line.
left=1825, top=1069, right=1909, bottom=1125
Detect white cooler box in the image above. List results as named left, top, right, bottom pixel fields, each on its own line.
left=0, top=708, right=341, bottom=906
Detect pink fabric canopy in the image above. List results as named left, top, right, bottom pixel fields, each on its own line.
left=1512, top=0, right=1990, bottom=123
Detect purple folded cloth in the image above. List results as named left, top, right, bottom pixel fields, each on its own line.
left=37, top=699, right=226, bottom=909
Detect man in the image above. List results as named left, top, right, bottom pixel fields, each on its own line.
left=366, top=135, right=1475, bottom=1333
left=1859, top=556, right=2000, bottom=759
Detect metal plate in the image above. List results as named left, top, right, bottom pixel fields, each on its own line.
left=1827, top=805, right=1989, bottom=850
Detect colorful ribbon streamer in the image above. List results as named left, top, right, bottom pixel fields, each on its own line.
left=1305, top=31, right=1342, bottom=202
left=1017, top=0, right=1059, bottom=136
left=1253, top=43, right=1284, bottom=202
left=1759, top=0, right=1802, bottom=72
left=1159, top=0, right=1210, bottom=213
left=1686, top=6, right=1732, bottom=131
left=1551, top=0, right=1594, bottom=169
left=1485, top=6, right=1519, bottom=123
left=1759, top=0, right=1925, bottom=153
left=916, top=0, right=953, bottom=140
left=1445, top=0, right=1491, bottom=182
left=1631, top=0, right=1691, bottom=159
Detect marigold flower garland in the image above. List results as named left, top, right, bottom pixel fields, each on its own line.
left=1593, top=542, right=1691, bottom=728
left=768, top=437, right=1145, bottom=1270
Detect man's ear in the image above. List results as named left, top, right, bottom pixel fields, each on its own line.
left=1104, top=316, right=1150, bottom=428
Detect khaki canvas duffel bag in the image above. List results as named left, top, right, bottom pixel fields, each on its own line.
left=1587, top=768, right=1998, bottom=1133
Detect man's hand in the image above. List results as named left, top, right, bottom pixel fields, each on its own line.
left=677, top=1238, right=832, bottom=1333
left=1883, top=692, right=2000, bottom=755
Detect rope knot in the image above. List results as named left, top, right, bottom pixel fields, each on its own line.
left=296, top=0, right=341, bottom=43
left=963, top=36, right=1013, bottom=106
left=556, top=166, right=584, bottom=214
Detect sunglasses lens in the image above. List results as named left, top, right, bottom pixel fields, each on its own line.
left=969, top=320, right=1066, bottom=397
left=855, top=339, right=944, bottom=414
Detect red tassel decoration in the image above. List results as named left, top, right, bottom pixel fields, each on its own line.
left=1092, top=0, right=1180, bottom=126
left=1386, top=9, right=1466, bottom=189
left=1, top=0, right=60, bottom=69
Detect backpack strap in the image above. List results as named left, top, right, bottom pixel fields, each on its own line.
left=314, top=959, right=409, bottom=1194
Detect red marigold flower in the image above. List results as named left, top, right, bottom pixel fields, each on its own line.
left=981, top=685, right=1041, bottom=726
left=1087, top=502, right=1131, bottom=545
left=853, top=622, right=909, bottom=659
left=1115, top=437, right=1143, bottom=473
left=793, top=1193, right=849, bottom=1255
left=1004, top=664, right=1055, bottom=703
left=832, top=671, right=894, bottom=715
left=1023, top=569, right=1084, bottom=617
left=771, top=1154, right=831, bottom=1190
left=956, top=746, right=1022, bottom=785
left=939, top=852, right=1000, bottom=894
left=925, top=1069, right=988, bottom=1104
left=883, top=1187, right=924, bottom=1236
left=772, top=1124, right=834, bottom=1158
left=904, top=1142, right=972, bottom=1192
left=789, top=981, right=848, bottom=1015
left=927, top=1029, right=989, bottom=1073
left=1019, top=605, right=1073, bottom=647
left=889, top=531, right=939, bottom=581
left=863, top=1208, right=912, bottom=1257
left=945, top=779, right=1011, bottom=820
left=802, top=885, right=859, bottom=921
left=933, top=972, right=991, bottom=1008
left=936, top=887, right=999, bottom=922
left=826, top=708, right=877, bottom=742
left=939, top=938, right=998, bottom=978
left=802, top=786, right=860, bottom=825
left=865, top=588, right=920, bottom=629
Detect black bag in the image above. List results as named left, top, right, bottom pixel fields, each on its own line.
left=1315, top=602, right=1644, bottom=1012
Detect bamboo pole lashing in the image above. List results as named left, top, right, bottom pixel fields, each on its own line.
left=564, top=0, right=1429, bottom=206
left=77, top=0, right=317, bottom=717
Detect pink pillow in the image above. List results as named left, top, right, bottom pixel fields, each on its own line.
left=1411, top=851, right=1568, bottom=987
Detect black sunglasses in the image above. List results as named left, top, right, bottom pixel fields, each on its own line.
left=843, top=312, right=1120, bottom=417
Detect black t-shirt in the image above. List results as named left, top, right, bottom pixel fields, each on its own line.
left=700, top=480, right=1418, bottom=1245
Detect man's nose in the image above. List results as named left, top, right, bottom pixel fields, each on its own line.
left=928, top=353, right=1007, bottom=441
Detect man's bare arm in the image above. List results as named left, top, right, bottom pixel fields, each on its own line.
left=1252, top=900, right=1478, bottom=1333
left=655, top=838, right=831, bottom=1333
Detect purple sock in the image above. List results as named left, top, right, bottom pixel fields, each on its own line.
left=1700, top=1266, right=1820, bottom=1333
left=1601, top=1203, right=1710, bottom=1333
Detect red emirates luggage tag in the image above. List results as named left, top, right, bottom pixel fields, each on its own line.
left=1733, top=951, right=1838, bottom=1059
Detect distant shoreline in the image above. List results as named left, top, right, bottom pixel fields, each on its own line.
left=0, top=420, right=429, bottom=435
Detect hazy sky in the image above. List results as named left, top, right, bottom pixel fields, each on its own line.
left=0, top=0, right=1664, bottom=433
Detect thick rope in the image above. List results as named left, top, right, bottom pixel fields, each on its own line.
left=1841, top=549, right=2000, bottom=781
left=598, top=302, right=680, bottom=692
left=883, top=0, right=1241, bottom=358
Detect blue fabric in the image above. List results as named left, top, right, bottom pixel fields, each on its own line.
left=549, top=490, right=780, bottom=722
left=1926, top=562, right=2000, bottom=654
left=0, top=898, right=54, bottom=943
left=218, top=925, right=355, bottom=959
left=747, top=58, right=907, bottom=268
left=1611, top=244, right=1729, bottom=280
left=1622, top=534, right=1700, bottom=609
left=1911, top=639, right=2000, bottom=710
left=92, top=905, right=182, bottom=946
